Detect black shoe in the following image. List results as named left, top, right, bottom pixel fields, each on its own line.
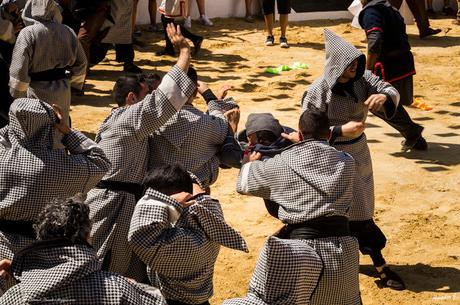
left=123, top=62, right=142, bottom=74
left=265, top=35, right=275, bottom=46
left=279, top=36, right=289, bottom=48
left=377, top=267, right=406, bottom=290
left=419, top=28, right=442, bottom=38
left=193, top=37, right=203, bottom=56
left=155, top=49, right=176, bottom=57
left=401, top=136, right=428, bottom=151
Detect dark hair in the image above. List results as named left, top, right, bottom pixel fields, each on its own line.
left=143, top=164, right=193, bottom=196
left=34, top=194, right=91, bottom=243
left=112, top=75, right=143, bottom=107
left=187, top=67, right=198, bottom=84
left=142, top=72, right=162, bottom=91
left=255, top=130, right=278, bottom=145
left=298, top=109, right=330, bottom=140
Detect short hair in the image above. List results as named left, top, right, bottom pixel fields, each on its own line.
left=255, top=130, right=278, bottom=145
left=298, top=109, right=330, bottom=140
left=187, top=67, right=198, bottom=84
left=34, top=194, right=91, bottom=243
left=143, top=164, right=193, bottom=196
left=112, top=75, right=143, bottom=107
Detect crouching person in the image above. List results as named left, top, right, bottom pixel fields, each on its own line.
left=0, top=195, right=166, bottom=305
left=236, top=109, right=361, bottom=305
left=128, top=164, right=248, bottom=305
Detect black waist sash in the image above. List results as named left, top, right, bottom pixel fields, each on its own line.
left=278, top=216, right=350, bottom=240
left=96, top=180, right=144, bottom=201
left=334, top=133, right=364, bottom=146
left=29, top=68, right=69, bottom=82
left=0, top=219, right=35, bottom=238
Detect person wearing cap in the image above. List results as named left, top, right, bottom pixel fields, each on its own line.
left=236, top=109, right=362, bottom=304
left=148, top=67, right=240, bottom=190
left=300, top=29, right=405, bottom=290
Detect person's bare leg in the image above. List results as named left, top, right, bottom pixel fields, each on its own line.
left=196, top=0, right=206, bottom=15
left=264, top=13, right=274, bottom=36
left=245, top=0, right=252, bottom=17
left=280, top=14, right=288, bottom=37
left=148, top=0, right=157, bottom=25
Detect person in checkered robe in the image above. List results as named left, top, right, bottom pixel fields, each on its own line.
left=9, top=0, right=87, bottom=148
left=148, top=67, right=236, bottom=190
left=128, top=164, right=248, bottom=305
left=86, top=26, right=197, bottom=283
left=0, top=195, right=166, bottom=304
left=0, top=98, right=110, bottom=266
left=236, top=109, right=361, bottom=305
left=223, top=236, right=323, bottom=305
left=301, top=29, right=405, bottom=290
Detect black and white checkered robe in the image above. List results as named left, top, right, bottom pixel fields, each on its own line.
left=223, top=236, right=324, bottom=305
left=148, top=98, right=231, bottom=188
left=0, top=240, right=167, bottom=304
left=0, top=98, right=110, bottom=262
left=86, top=65, right=196, bottom=281
left=102, top=0, right=133, bottom=45
left=236, top=140, right=361, bottom=304
left=128, top=188, right=248, bottom=304
left=9, top=0, right=87, bottom=147
left=301, top=29, right=400, bottom=221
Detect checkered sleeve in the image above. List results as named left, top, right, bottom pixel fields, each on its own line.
left=9, top=30, right=32, bottom=97
left=236, top=159, right=278, bottom=199
left=128, top=198, right=184, bottom=266
left=117, top=276, right=167, bottom=305
left=114, top=65, right=196, bottom=141
left=70, top=39, right=87, bottom=91
left=363, top=70, right=399, bottom=119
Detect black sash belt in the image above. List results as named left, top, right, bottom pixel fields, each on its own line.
left=29, top=68, right=69, bottom=82
left=334, top=133, right=364, bottom=146
left=96, top=180, right=144, bottom=201
left=278, top=216, right=350, bottom=240
left=0, top=219, right=35, bottom=238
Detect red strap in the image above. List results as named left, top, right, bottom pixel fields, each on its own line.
left=366, top=27, right=383, bottom=34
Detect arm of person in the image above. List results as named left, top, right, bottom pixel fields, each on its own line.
left=8, top=30, right=32, bottom=98
left=114, top=24, right=196, bottom=141
left=359, top=7, right=384, bottom=71
left=236, top=154, right=277, bottom=199
left=70, top=39, right=87, bottom=91
left=218, top=135, right=243, bottom=169
left=363, top=70, right=400, bottom=119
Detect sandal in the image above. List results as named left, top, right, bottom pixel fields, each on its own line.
left=377, top=266, right=406, bottom=290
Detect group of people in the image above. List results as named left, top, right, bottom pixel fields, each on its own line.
left=0, top=0, right=446, bottom=304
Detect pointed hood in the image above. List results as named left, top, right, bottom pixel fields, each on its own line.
left=11, top=239, right=101, bottom=302
left=323, top=29, right=366, bottom=89
left=7, top=98, right=56, bottom=149
left=223, top=236, right=323, bottom=305
left=22, top=0, right=62, bottom=26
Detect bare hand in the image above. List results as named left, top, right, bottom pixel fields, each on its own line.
left=170, top=192, right=195, bottom=208
left=224, top=108, right=240, bottom=134
left=281, top=131, right=300, bottom=144
left=364, top=94, right=386, bottom=112
left=166, top=23, right=189, bottom=51
left=217, top=84, right=233, bottom=100
left=52, top=104, right=71, bottom=135
left=342, top=121, right=365, bottom=138
left=192, top=183, right=206, bottom=196
left=249, top=151, right=262, bottom=162
left=197, top=81, right=209, bottom=95
left=0, top=259, right=12, bottom=280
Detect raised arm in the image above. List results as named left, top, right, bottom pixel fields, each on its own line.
left=236, top=154, right=279, bottom=199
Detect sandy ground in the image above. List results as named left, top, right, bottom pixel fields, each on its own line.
left=71, top=16, right=460, bottom=305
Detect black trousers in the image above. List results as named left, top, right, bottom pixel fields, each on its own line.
left=371, top=76, right=423, bottom=141
left=0, top=54, right=13, bottom=127
left=349, top=219, right=387, bottom=266
left=161, top=14, right=201, bottom=52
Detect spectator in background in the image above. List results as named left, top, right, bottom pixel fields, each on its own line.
left=183, top=0, right=213, bottom=28
left=262, top=0, right=290, bottom=48
left=388, top=0, right=441, bottom=38
left=245, top=0, right=254, bottom=22
left=132, top=0, right=162, bottom=36
left=454, top=0, right=460, bottom=25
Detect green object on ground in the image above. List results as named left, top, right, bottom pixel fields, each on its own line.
left=264, top=62, right=309, bottom=74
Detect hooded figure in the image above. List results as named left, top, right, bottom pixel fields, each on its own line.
left=0, top=98, right=110, bottom=263
left=128, top=188, right=248, bottom=305
left=223, top=236, right=323, bottom=305
left=148, top=97, right=233, bottom=189
left=301, top=29, right=405, bottom=290
left=9, top=0, right=87, bottom=148
left=0, top=240, right=167, bottom=305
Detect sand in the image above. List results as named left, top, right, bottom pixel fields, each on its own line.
left=71, top=17, right=460, bottom=305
